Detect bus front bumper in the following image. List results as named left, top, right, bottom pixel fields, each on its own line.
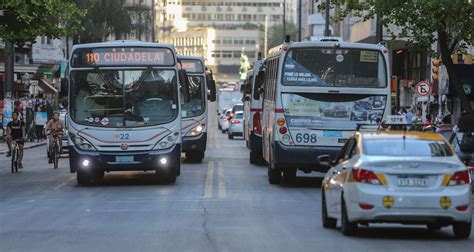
left=182, top=133, right=207, bottom=153
left=69, top=144, right=181, bottom=173
left=273, top=142, right=340, bottom=173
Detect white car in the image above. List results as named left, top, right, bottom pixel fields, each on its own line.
left=228, top=111, right=243, bottom=140
left=218, top=108, right=232, bottom=133
left=320, top=130, right=472, bottom=238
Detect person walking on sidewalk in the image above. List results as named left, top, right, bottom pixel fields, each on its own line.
left=5, top=111, right=26, bottom=169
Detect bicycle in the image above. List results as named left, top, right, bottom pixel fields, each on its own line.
left=51, top=132, right=62, bottom=169
left=11, top=140, right=20, bottom=173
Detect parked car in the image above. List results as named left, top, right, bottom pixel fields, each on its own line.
left=441, top=131, right=474, bottom=190
left=324, top=105, right=349, bottom=118
left=218, top=108, right=232, bottom=133
left=319, top=130, right=472, bottom=238
left=228, top=112, right=243, bottom=140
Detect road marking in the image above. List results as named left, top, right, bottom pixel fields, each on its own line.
left=54, top=176, right=75, bottom=190
left=218, top=162, right=226, bottom=198
left=204, top=161, right=214, bottom=198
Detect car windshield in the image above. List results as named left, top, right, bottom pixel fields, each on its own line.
left=70, top=69, right=178, bottom=128
left=181, top=75, right=205, bottom=118
left=364, top=139, right=453, bottom=157
left=282, top=48, right=387, bottom=87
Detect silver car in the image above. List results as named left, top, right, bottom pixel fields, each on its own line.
left=228, top=112, right=243, bottom=140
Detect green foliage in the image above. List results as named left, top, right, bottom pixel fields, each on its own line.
left=268, top=22, right=298, bottom=49
left=73, top=0, right=132, bottom=43
left=316, top=0, right=474, bottom=55
left=0, top=0, right=84, bottom=45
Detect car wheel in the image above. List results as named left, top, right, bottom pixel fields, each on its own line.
left=341, top=195, right=358, bottom=236
left=186, top=151, right=204, bottom=163
left=322, top=190, right=337, bottom=228
left=228, top=133, right=233, bottom=140
left=453, top=221, right=471, bottom=239
left=77, top=170, right=92, bottom=186
left=282, top=167, right=297, bottom=184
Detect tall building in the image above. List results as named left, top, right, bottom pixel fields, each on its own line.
left=157, top=0, right=284, bottom=81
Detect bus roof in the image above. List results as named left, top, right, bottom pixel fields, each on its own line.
left=177, top=55, right=204, bottom=62
left=71, top=40, right=176, bottom=52
left=267, top=40, right=387, bottom=59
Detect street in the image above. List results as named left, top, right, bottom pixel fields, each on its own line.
left=0, top=109, right=473, bottom=252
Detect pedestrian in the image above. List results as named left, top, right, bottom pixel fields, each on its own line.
left=35, top=106, right=46, bottom=142
left=406, top=107, right=414, bottom=129
left=412, top=110, right=423, bottom=131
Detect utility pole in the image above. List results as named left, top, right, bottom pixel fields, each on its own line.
left=283, top=0, right=286, bottom=41
left=375, top=11, right=383, bottom=43
left=152, top=0, right=156, bottom=42
left=298, top=0, right=302, bottom=41
left=324, top=0, right=331, bottom=36
left=4, top=41, right=14, bottom=99
left=264, top=15, right=269, bottom=57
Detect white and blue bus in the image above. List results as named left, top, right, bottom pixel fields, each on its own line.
left=261, top=37, right=391, bottom=184
left=178, top=55, right=216, bottom=162
left=67, top=41, right=190, bottom=185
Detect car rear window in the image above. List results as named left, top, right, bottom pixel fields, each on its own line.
left=234, top=113, right=243, bottom=119
left=233, top=105, right=244, bottom=112
left=364, top=139, right=453, bottom=157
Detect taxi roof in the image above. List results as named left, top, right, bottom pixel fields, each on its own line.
left=359, top=131, right=447, bottom=142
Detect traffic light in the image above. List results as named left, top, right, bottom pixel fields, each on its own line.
left=432, top=58, right=441, bottom=81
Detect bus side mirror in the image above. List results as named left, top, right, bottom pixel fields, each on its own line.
left=253, top=70, right=265, bottom=100
left=179, top=69, right=191, bottom=103
left=243, top=95, right=250, bottom=102
left=206, top=72, right=217, bottom=102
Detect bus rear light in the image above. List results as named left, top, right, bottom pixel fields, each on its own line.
left=277, top=118, right=285, bottom=126
left=282, top=134, right=290, bottom=143
left=253, top=112, right=262, bottom=135
left=279, top=127, right=287, bottom=134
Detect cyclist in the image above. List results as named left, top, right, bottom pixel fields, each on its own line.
left=6, top=111, right=26, bottom=168
left=45, top=111, right=65, bottom=164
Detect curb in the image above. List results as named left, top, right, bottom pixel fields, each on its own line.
left=0, top=142, right=47, bottom=154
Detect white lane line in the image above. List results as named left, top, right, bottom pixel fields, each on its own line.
left=54, top=176, right=74, bottom=190
left=86, top=209, right=148, bottom=213
left=218, top=161, right=226, bottom=198
left=204, top=161, right=214, bottom=198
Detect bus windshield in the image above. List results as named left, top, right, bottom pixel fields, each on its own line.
left=70, top=68, right=178, bottom=128
left=182, top=75, right=205, bottom=118
left=282, top=48, right=387, bottom=88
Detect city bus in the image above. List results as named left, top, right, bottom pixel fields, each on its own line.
left=67, top=41, right=190, bottom=185
left=261, top=37, right=391, bottom=184
left=243, top=57, right=266, bottom=164
left=178, top=55, right=216, bottom=162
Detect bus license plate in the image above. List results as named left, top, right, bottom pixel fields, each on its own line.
left=116, top=156, right=134, bottom=163
left=323, top=130, right=342, bottom=137
left=397, top=176, right=428, bottom=187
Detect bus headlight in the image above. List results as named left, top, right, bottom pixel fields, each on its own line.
left=153, top=132, right=179, bottom=150
left=186, top=124, right=205, bottom=137
left=69, top=132, right=96, bottom=151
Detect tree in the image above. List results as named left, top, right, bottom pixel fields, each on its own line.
left=316, top=0, right=474, bottom=112
left=73, top=0, right=132, bottom=43
left=268, top=23, right=298, bottom=49
left=0, top=0, right=84, bottom=45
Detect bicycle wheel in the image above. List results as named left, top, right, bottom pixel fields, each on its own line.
left=53, top=144, right=59, bottom=169
left=11, top=148, right=16, bottom=173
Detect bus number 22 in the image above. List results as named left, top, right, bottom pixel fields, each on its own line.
left=114, top=133, right=130, bottom=140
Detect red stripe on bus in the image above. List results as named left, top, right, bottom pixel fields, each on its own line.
left=275, top=108, right=285, bottom=113
left=70, top=125, right=170, bottom=143
left=250, top=108, right=262, bottom=112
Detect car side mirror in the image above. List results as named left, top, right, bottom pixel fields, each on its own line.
left=178, top=69, right=191, bottom=103
left=461, top=155, right=472, bottom=165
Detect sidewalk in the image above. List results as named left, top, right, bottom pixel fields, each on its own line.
left=0, top=140, right=47, bottom=154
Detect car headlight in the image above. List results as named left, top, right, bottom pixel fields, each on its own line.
left=69, top=132, right=96, bottom=151
left=153, top=132, right=180, bottom=150
left=186, top=124, right=205, bottom=137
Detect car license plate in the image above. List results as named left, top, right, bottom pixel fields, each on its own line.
left=397, top=176, right=428, bottom=187
left=323, top=130, right=342, bottom=137
left=115, top=156, right=134, bottom=163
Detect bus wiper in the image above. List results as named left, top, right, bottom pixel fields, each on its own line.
left=126, top=66, right=153, bottom=92
left=93, top=65, right=119, bottom=93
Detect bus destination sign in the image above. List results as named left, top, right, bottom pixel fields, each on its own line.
left=71, top=47, right=175, bottom=67
left=179, top=59, right=204, bottom=73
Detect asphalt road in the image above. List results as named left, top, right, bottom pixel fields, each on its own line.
left=1, top=108, right=473, bottom=252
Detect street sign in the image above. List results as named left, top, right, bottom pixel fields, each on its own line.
left=29, top=80, right=38, bottom=85
left=416, top=81, right=431, bottom=96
